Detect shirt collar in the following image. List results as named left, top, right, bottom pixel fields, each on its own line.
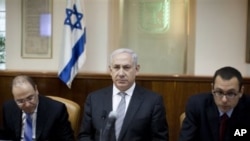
left=113, top=82, right=136, bottom=97
left=22, top=102, right=38, bottom=115
left=219, top=108, right=233, bottom=117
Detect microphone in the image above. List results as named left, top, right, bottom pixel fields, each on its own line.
left=100, top=111, right=117, bottom=141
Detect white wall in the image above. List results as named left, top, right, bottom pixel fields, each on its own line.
left=5, top=0, right=250, bottom=76
left=194, top=0, right=250, bottom=76
left=6, top=0, right=109, bottom=73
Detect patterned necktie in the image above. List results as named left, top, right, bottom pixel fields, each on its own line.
left=24, top=113, right=33, bottom=141
left=219, top=113, right=228, bottom=141
left=115, top=92, right=126, bottom=140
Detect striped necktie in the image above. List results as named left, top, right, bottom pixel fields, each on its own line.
left=115, top=92, right=126, bottom=140
left=24, top=113, right=33, bottom=141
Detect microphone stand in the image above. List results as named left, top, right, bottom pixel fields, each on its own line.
left=100, top=111, right=116, bottom=141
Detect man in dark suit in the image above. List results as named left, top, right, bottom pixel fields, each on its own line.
left=179, top=66, right=250, bottom=141
left=1, top=75, right=75, bottom=141
left=78, top=48, right=169, bottom=141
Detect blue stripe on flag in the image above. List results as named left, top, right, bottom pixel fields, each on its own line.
left=59, top=28, right=86, bottom=84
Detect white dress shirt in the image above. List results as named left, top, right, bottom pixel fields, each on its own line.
left=112, top=83, right=135, bottom=113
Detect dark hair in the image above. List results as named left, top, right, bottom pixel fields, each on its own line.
left=212, top=66, right=243, bottom=89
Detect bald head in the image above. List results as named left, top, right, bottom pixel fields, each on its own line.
left=12, top=75, right=36, bottom=90
left=12, top=75, right=39, bottom=113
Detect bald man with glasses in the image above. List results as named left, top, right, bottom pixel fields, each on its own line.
left=0, top=75, right=75, bottom=141
left=179, top=66, right=250, bottom=141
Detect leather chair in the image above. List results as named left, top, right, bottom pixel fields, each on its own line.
left=180, top=112, right=186, bottom=127
left=46, top=96, right=81, bottom=137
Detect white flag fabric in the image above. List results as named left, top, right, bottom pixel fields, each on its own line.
left=58, top=0, right=86, bottom=88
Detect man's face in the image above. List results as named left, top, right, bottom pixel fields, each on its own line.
left=12, top=82, right=39, bottom=114
left=212, top=76, right=243, bottom=113
left=109, top=52, right=139, bottom=91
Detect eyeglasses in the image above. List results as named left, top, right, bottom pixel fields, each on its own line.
left=15, top=95, right=35, bottom=105
left=212, top=90, right=239, bottom=99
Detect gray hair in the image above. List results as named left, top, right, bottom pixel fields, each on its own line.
left=109, top=48, right=138, bottom=66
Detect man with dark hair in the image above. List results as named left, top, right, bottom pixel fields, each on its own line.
left=1, top=75, right=75, bottom=141
left=179, top=66, right=250, bottom=141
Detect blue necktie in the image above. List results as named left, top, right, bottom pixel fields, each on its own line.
left=115, top=92, right=126, bottom=140
left=24, top=113, right=33, bottom=141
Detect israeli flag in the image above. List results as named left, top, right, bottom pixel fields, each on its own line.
left=58, top=0, right=86, bottom=88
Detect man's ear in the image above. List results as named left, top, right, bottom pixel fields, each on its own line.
left=211, top=83, right=214, bottom=90
left=108, top=65, right=113, bottom=76
left=239, top=86, right=244, bottom=98
left=136, top=65, right=140, bottom=71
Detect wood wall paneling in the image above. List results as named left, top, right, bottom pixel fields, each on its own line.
left=0, top=71, right=249, bottom=141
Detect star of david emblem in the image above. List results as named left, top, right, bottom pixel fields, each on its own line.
left=64, top=4, right=83, bottom=31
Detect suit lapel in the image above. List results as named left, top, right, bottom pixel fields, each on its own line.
left=102, top=87, right=113, bottom=113
left=101, top=87, right=115, bottom=140
left=118, top=85, right=144, bottom=141
left=14, top=107, right=22, bottom=139
left=35, top=96, right=48, bottom=140
left=207, top=97, right=220, bottom=141
left=226, top=96, right=247, bottom=139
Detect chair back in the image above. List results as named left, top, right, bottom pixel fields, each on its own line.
left=46, top=96, right=81, bottom=137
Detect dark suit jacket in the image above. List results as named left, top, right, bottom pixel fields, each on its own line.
left=1, top=95, right=75, bottom=141
left=179, top=93, right=250, bottom=141
left=78, top=85, right=169, bottom=141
